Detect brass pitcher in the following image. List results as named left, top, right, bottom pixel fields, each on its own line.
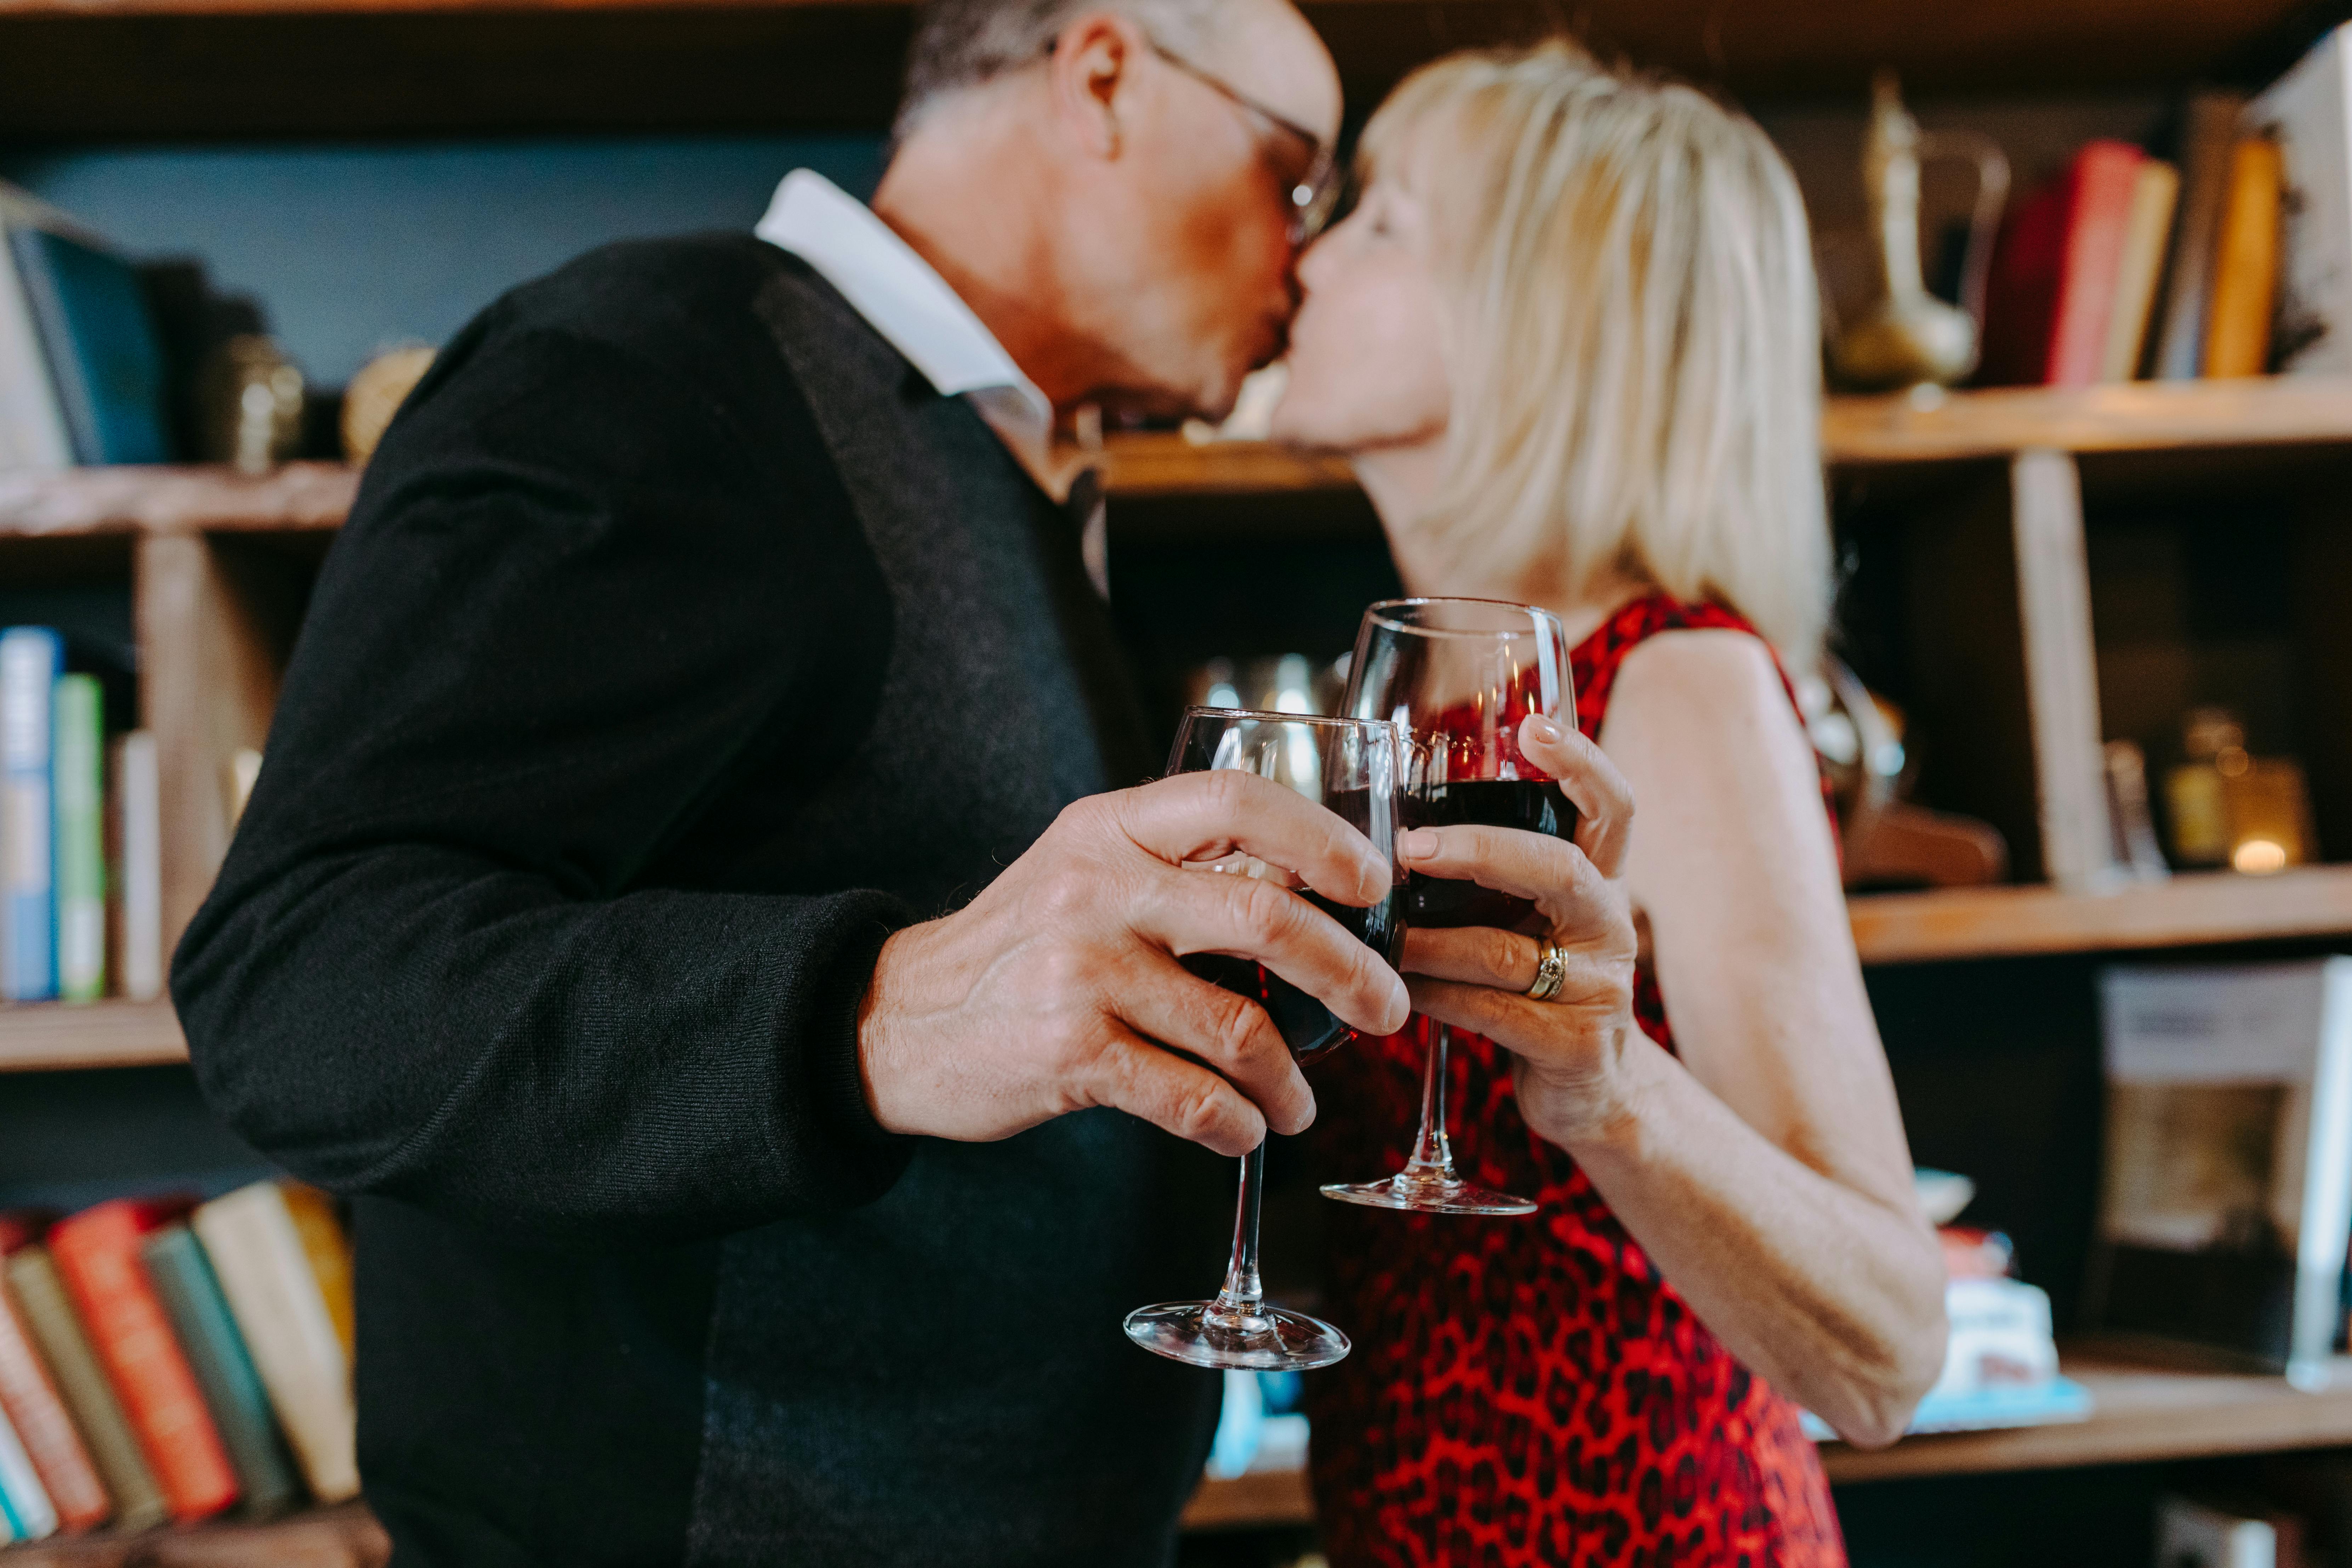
left=1829, top=73, right=2010, bottom=391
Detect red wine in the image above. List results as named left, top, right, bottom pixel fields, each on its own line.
left=1180, top=786, right=1405, bottom=1062
left=1403, top=777, right=1577, bottom=931
left=1183, top=889, right=1406, bottom=1062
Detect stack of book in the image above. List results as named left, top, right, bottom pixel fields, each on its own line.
left=0, top=1181, right=356, bottom=1545
left=0, top=625, right=163, bottom=1009
left=0, top=185, right=171, bottom=473
left=1978, top=22, right=2352, bottom=388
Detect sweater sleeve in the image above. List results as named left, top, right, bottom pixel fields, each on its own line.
left=172, top=301, right=919, bottom=1245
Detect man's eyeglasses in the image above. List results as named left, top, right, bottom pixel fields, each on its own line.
left=1047, top=33, right=1342, bottom=246
left=1147, top=43, right=1340, bottom=246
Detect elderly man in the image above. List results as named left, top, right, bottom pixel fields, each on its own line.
left=172, top=0, right=1385, bottom=1562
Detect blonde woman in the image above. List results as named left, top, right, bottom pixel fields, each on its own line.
left=1268, top=43, right=1947, bottom=1565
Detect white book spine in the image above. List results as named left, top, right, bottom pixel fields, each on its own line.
left=118, top=730, right=161, bottom=1002
left=0, top=1399, right=57, bottom=1543
left=2253, top=23, right=2352, bottom=376
left=192, top=1185, right=359, bottom=1503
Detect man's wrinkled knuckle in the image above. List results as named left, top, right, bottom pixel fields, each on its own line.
left=1212, top=991, right=1268, bottom=1062
left=1175, top=1084, right=1230, bottom=1143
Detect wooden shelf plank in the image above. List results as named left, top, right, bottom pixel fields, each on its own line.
left=1183, top=1350, right=2352, bottom=1529
left=0, top=463, right=356, bottom=540
left=1181, top=1464, right=1315, bottom=1532
left=0, top=1000, right=187, bottom=1071
left=1849, top=866, right=2352, bottom=964
left=1824, top=378, right=2352, bottom=466
left=1823, top=1350, right=2352, bottom=1484
left=1098, top=434, right=1354, bottom=497
left=8, top=379, right=2350, bottom=542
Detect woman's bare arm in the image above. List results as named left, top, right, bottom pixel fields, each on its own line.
left=1401, top=630, right=1946, bottom=1446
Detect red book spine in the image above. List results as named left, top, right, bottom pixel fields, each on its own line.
left=46, top=1202, right=237, bottom=1523
left=2045, top=141, right=2148, bottom=386
left=1979, top=140, right=2147, bottom=386
left=0, top=1279, right=109, bottom=1530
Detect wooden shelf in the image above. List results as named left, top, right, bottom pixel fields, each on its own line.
left=0, top=1001, right=187, bottom=1072
left=0, top=0, right=2320, bottom=139
left=0, top=463, right=355, bottom=540
left=1182, top=1349, right=2352, bottom=1530
left=6, top=1499, right=385, bottom=1566
left=1824, top=378, right=2352, bottom=466
left=1181, top=1464, right=1315, bottom=1532
left=1848, top=866, right=2352, bottom=965
left=1824, top=1348, right=2352, bottom=1484
left=11, top=379, right=2352, bottom=538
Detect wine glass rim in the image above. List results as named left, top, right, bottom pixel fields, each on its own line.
left=1180, top=705, right=1391, bottom=732
left=1361, top=597, right=1566, bottom=639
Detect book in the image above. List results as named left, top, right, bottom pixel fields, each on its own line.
left=47, top=1199, right=239, bottom=1522
left=0, top=1254, right=108, bottom=1530
left=112, top=731, right=160, bottom=1003
left=3, top=212, right=170, bottom=466
left=192, top=1183, right=357, bottom=1503
left=2090, top=959, right=2352, bottom=1379
left=2154, top=93, right=2252, bottom=379
left=1977, top=139, right=2148, bottom=386
left=2206, top=136, right=2286, bottom=377
left=0, top=187, right=73, bottom=473
left=277, top=1185, right=354, bottom=1365
left=0, top=627, right=59, bottom=1002
left=0, top=1402, right=56, bottom=1544
left=139, top=1226, right=300, bottom=1518
left=52, top=673, right=103, bottom=1003
left=1, top=1246, right=167, bottom=1533
left=2099, top=160, right=2180, bottom=380
left=2156, top=1494, right=2306, bottom=1568
left=2250, top=21, right=2352, bottom=375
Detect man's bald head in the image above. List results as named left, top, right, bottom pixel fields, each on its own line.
left=896, top=0, right=1332, bottom=146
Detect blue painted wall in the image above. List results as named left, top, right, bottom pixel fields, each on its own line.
left=0, top=135, right=886, bottom=387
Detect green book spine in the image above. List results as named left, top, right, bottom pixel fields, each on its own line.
left=50, top=675, right=102, bottom=1003
left=2, top=1249, right=166, bottom=1533
left=136, top=1228, right=300, bottom=1518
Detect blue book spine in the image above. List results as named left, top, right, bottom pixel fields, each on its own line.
left=0, top=628, right=60, bottom=1002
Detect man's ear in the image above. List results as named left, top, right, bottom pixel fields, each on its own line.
left=1047, top=12, right=1143, bottom=159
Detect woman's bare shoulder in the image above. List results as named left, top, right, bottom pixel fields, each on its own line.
left=1603, top=628, right=1792, bottom=744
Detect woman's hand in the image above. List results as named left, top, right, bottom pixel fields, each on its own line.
left=1399, top=713, right=1647, bottom=1146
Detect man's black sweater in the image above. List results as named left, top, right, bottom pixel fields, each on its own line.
left=172, top=234, right=1224, bottom=1566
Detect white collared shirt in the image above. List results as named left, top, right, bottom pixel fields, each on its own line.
left=755, top=170, right=1089, bottom=503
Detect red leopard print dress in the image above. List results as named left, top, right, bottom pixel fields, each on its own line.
left=1305, top=592, right=1846, bottom=1568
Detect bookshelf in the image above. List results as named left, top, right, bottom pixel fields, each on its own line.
left=4, top=0, right=2352, bottom=1557
left=1179, top=1349, right=2352, bottom=1530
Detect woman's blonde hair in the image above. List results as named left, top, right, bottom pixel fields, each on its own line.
left=1365, top=41, right=1830, bottom=664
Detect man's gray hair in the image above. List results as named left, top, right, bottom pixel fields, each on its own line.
left=895, top=0, right=1229, bottom=141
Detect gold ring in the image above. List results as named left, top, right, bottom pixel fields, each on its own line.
left=1525, top=937, right=1569, bottom=1002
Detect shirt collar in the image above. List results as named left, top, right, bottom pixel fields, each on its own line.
left=755, top=170, right=1077, bottom=499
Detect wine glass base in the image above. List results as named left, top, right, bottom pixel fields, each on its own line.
left=1124, top=1300, right=1351, bottom=1371
left=1320, top=1174, right=1539, bottom=1217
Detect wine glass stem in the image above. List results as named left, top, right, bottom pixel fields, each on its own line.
left=1208, top=1142, right=1268, bottom=1324
left=1402, top=1021, right=1458, bottom=1184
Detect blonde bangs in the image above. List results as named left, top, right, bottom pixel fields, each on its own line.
left=1361, top=42, right=1830, bottom=665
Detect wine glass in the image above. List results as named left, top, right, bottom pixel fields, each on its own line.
left=1125, top=708, right=1405, bottom=1371
left=1322, top=597, right=1573, bottom=1217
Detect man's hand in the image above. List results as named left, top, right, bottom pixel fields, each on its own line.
left=857, top=770, right=1411, bottom=1156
